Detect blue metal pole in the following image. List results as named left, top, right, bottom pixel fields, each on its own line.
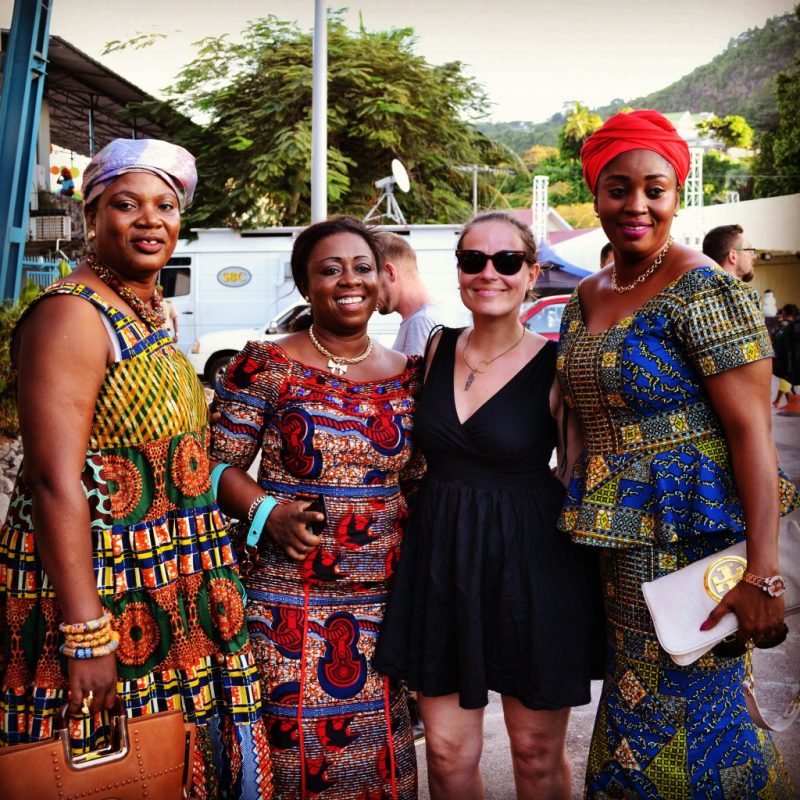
left=0, top=0, right=53, bottom=300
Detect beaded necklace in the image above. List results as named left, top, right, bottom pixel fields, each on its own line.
left=87, top=254, right=166, bottom=331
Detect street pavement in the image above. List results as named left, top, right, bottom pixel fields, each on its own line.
left=415, top=402, right=800, bottom=799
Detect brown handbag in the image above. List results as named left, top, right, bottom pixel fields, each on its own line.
left=0, top=700, right=196, bottom=800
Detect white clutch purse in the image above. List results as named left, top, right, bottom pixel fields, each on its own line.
left=642, top=513, right=800, bottom=667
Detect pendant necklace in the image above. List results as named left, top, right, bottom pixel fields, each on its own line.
left=462, top=326, right=526, bottom=391
left=87, top=254, right=166, bottom=331
left=308, top=324, right=373, bottom=376
left=611, top=236, right=674, bottom=294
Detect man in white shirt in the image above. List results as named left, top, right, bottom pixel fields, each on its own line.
left=375, top=232, right=446, bottom=356
left=160, top=288, right=179, bottom=343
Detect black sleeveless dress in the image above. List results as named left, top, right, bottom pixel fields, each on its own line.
left=374, top=327, right=598, bottom=710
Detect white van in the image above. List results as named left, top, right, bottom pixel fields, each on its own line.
left=166, top=224, right=469, bottom=377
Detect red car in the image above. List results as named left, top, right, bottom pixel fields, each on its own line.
left=519, top=294, right=571, bottom=341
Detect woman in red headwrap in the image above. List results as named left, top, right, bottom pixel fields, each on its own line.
left=557, top=110, right=796, bottom=798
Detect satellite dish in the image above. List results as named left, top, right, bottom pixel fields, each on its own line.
left=392, top=159, right=410, bottom=193
left=364, top=158, right=412, bottom=225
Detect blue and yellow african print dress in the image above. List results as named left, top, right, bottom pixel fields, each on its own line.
left=557, top=267, right=796, bottom=799
left=0, top=284, right=272, bottom=800
left=211, top=340, right=422, bottom=800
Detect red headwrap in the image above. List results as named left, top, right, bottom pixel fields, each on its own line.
left=581, top=109, right=690, bottom=194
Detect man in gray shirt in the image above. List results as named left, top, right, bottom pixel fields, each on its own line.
left=376, top=232, right=447, bottom=356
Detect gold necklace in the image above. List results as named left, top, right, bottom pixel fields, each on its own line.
left=308, top=325, right=373, bottom=376
left=462, top=326, right=526, bottom=391
left=611, top=236, right=674, bottom=294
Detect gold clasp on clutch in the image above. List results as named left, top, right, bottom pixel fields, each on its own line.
left=55, top=698, right=130, bottom=769
left=704, top=554, right=747, bottom=601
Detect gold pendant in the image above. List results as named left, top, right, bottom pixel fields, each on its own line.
left=328, top=359, right=347, bottom=376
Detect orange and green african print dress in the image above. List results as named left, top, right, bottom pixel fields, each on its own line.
left=0, top=283, right=272, bottom=800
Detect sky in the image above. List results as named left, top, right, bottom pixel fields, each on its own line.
left=1, top=0, right=797, bottom=122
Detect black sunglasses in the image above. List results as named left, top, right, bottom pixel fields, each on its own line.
left=456, top=250, right=531, bottom=276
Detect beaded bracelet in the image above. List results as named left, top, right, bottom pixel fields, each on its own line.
left=210, top=463, right=231, bottom=498
left=60, top=631, right=121, bottom=660
left=59, top=612, right=112, bottom=635
left=247, top=495, right=278, bottom=548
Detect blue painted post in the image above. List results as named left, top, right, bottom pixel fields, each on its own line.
left=0, top=0, right=53, bottom=300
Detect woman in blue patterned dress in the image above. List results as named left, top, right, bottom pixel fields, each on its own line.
left=210, top=217, right=422, bottom=799
left=0, top=139, right=271, bottom=798
left=558, top=109, right=796, bottom=798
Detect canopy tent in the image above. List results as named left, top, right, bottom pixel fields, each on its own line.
left=535, top=241, right=591, bottom=295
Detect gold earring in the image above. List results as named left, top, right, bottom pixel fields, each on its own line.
left=87, top=230, right=96, bottom=241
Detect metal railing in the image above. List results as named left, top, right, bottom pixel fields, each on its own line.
left=21, top=257, right=75, bottom=289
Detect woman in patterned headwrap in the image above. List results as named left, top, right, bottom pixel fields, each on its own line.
left=558, top=110, right=796, bottom=797
left=0, top=138, right=272, bottom=799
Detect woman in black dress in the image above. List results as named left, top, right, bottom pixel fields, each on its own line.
left=375, top=211, right=597, bottom=799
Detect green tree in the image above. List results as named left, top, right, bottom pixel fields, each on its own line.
left=702, top=151, right=753, bottom=204
left=119, top=15, right=507, bottom=227
left=696, top=114, right=754, bottom=149
left=558, top=102, right=602, bottom=161
left=753, top=10, right=800, bottom=198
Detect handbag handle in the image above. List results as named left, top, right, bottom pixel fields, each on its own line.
left=53, top=697, right=131, bottom=769
left=742, top=648, right=800, bottom=731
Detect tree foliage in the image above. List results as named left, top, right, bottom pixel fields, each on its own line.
left=696, top=114, right=754, bottom=149
left=125, top=14, right=510, bottom=227
left=702, top=151, right=753, bottom=204
left=753, top=8, right=800, bottom=199
left=558, top=102, right=602, bottom=161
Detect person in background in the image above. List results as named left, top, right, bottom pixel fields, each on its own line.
left=599, top=241, right=614, bottom=267
left=560, top=109, right=795, bottom=798
left=210, top=217, right=422, bottom=799
left=376, top=231, right=447, bottom=356
left=701, top=223, right=757, bottom=283
left=762, top=288, right=779, bottom=318
left=159, top=286, right=180, bottom=343
left=773, top=303, right=799, bottom=408
left=0, top=138, right=272, bottom=799
left=376, top=211, right=598, bottom=800
left=56, top=166, right=75, bottom=197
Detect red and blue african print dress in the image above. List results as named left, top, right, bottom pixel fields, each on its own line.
left=0, top=284, right=272, bottom=800
left=211, top=340, right=422, bottom=800
left=558, top=267, right=797, bottom=799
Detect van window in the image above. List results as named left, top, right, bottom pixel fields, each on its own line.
left=160, top=266, right=191, bottom=298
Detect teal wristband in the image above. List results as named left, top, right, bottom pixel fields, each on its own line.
left=247, top=496, right=278, bottom=548
left=210, top=463, right=231, bottom=498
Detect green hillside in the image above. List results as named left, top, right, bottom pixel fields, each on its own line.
left=481, top=9, right=799, bottom=153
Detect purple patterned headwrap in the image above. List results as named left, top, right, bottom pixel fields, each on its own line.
left=82, top=138, right=197, bottom=211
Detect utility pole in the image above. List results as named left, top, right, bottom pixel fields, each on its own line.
left=455, top=164, right=514, bottom=216
left=310, top=0, right=327, bottom=223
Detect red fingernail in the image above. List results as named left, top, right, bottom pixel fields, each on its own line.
left=699, top=619, right=712, bottom=631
